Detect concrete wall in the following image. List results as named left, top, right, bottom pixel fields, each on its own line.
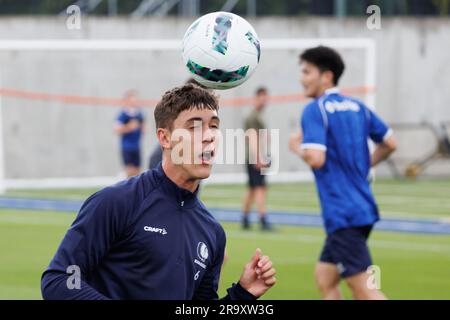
left=0, top=16, right=449, bottom=179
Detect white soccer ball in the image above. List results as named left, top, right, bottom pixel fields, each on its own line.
left=182, top=11, right=261, bottom=90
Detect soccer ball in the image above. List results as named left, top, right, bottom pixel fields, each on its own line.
left=182, top=11, right=261, bottom=90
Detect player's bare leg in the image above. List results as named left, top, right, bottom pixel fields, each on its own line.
left=254, top=186, right=266, bottom=216
left=254, top=186, right=270, bottom=230
left=242, top=188, right=255, bottom=213
left=242, top=189, right=254, bottom=229
left=345, top=272, right=387, bottom=300
left=315, top=262, right=343, bottom=300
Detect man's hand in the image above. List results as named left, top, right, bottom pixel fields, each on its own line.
left=255, top=157, right=271, bottom=170
left=238, top=248, right=276, bottom=298
left=288, top=130, right=303, bottom=157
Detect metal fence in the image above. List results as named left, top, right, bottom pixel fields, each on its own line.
left=0, top=0, right=449, bottom=17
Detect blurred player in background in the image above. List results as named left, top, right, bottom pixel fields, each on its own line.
left=289, top=46, right=397, bottom=300
left=115, top=90, right=145, bottom=177
left=242, top=87, right=272, bottom=231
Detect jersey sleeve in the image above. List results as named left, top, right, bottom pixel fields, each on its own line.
left=366, top=108, right=392, bottom=144
left=116, top=111, right=128, bottom=125
left=300, top=103, right=327, bottom=151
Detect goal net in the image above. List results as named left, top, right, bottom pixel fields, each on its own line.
left=0, top=38, right=376, bottom=192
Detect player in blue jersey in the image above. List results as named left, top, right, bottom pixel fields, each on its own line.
left=289, top=46, right=397, bottom=300
left=115, top=90, right=145, bottom=178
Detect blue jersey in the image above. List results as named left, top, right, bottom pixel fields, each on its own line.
left=300, top=88, right=391, bottom=235
left=41, top=164, right=254, bottom=300
left=117, top=109, right=144, bottom=151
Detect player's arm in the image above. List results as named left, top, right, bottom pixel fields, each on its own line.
left=371, top=134, right=397, bottom=167
left=41, top=190, right=126, bottom=300
left=289, top=130, right=326, bottom=169
left=248, top=128, right=258, bottom=162
left=367, top=109, right=397, bottom=167
left=114, top=121, right=140, bottom=134
left=114, top=112, right=140, bottom=135
left=247, top=128, right=268, bottom=169
left=289, top=104, right=327, bottom=169
left=114, top=122, right=128, bottom=134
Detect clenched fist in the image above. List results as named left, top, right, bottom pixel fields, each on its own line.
left=238, top=248, right=276, bottom=298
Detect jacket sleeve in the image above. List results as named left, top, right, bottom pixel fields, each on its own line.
left=221, top=282, right=257, bottom=300
left=41, top=188, right=128, bottom=300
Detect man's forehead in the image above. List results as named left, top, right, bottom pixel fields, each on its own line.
left=178, top=108, right=219, bottom=121
left=301, top=61, right=320, bottom=71
left=300, top=61, right=311, bottom=69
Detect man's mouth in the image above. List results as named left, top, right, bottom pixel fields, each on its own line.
left=199, top=150, right=215, bottom=165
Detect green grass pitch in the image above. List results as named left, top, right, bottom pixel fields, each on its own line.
left=1, top=179, right=450, bottom=299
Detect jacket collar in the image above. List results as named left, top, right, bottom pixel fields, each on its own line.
left=153, top=162, right=200, bottom=208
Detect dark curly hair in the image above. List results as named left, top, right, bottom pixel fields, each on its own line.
left=300, top=46, right=345, bottom=85
left=154, top=83, right=219, bottom=130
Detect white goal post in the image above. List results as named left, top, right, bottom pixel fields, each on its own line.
left=0, top=38, right=376, bottom=191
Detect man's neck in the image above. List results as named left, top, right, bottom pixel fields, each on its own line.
left=316, top=85, right=337, bottom=97
left=162, top=160, right=200, bottom=193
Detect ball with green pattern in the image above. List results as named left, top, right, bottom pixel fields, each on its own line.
left=182, top=11, right=261, bottom=90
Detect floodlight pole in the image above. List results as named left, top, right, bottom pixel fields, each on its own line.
left=108, top=0, right=118, bottom=16
left=180, top=0, right=199, bottom=16
left=335, top=0, right=347, bottom=17
left=247, top=0, right=256, bottom=16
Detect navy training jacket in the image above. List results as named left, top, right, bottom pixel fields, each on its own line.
left=41, top=163, right=254, bottom=300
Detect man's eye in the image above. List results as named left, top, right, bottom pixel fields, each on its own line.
left=210, top=125, right=219, bottom=129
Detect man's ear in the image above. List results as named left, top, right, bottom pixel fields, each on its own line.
left=157, top=128, right=171, bottom=149
left=322, top=70, right=335, bottom=87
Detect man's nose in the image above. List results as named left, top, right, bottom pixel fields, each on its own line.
left=202, top=127, right=216, bottom=143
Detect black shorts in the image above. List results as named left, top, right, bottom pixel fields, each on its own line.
left=319, top=225, right=373, bottom=278
left=122, top=149, right=141, bottom=167
left=246, top=164, right=266, bottom=188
